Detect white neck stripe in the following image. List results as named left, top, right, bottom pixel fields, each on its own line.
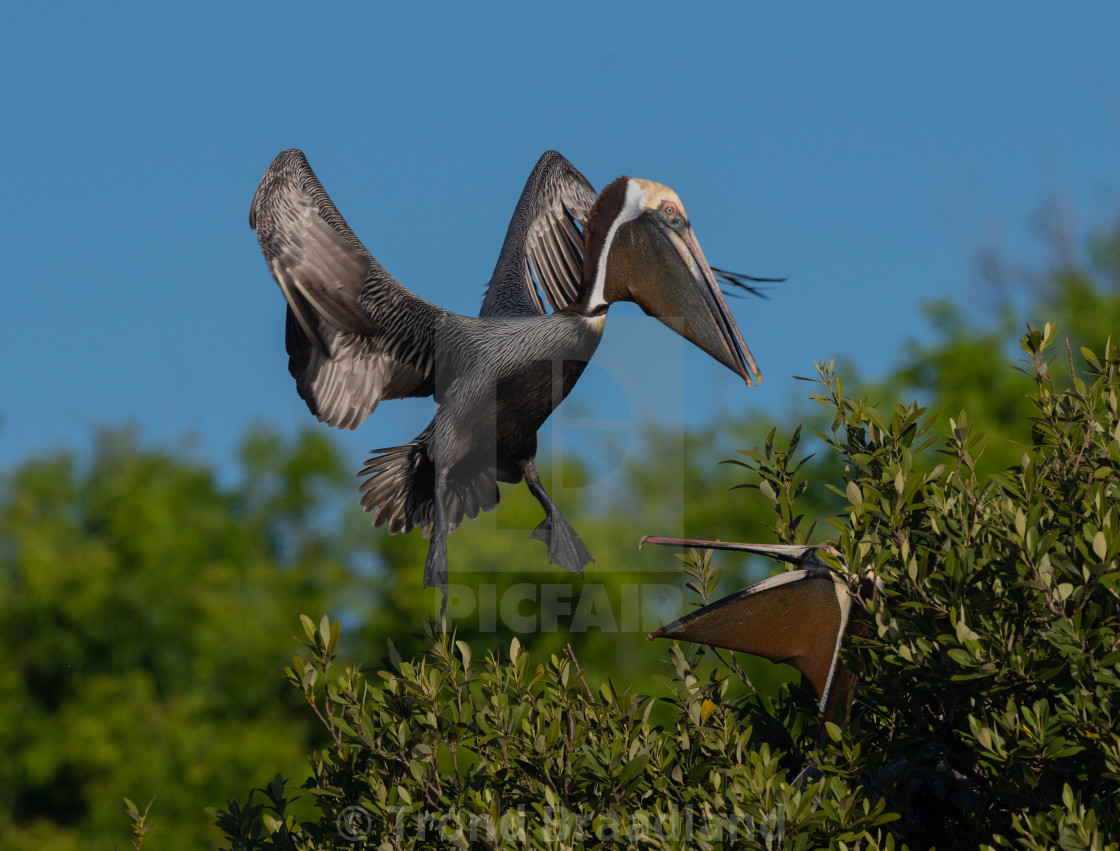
left=586, top=180, right=645, bottom=312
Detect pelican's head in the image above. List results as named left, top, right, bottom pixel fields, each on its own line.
left=580, top=177, right=761, bottom=387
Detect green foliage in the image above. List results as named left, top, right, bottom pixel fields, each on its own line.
left=216, top=618, right=898, bottom=850
left=216, top=322, right=1120, bottom=849
left=767, top=327, right=1118, bottom=847
left=123, top=796, right=154, bottom=850
left=0, top=427, right=352, bottom=850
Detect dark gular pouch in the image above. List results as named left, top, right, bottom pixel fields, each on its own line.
left=605, top=213, right=756, bottom=382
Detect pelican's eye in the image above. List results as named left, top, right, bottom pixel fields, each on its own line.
left=658, top=198, right=686, bottom=231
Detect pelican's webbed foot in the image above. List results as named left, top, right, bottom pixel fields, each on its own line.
left=520, top=459, right=594, bottom=575
left=530, top=512, right=593, bottom=575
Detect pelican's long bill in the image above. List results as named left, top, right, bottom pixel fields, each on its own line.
left=598, top=179, right=762, bottom=387
left=643, top=538, right=853, bottom=713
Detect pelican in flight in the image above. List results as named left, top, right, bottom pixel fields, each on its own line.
left=251, top=149, right=763, bottom=608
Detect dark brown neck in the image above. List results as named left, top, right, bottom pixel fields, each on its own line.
left=564, top=177, right=631, bottom=316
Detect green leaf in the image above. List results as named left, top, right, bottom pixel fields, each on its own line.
left=846, top=481, right=863, bottom=505
left=947, top=648, right=976, bottom=667
left=600, top=681, right=614, bottom=705
left=456, top=640, right=472, bottom=670
left=1093, top=531, right=1107, bottom=560
left=617, top=753, right=649, bottom=786
left=300, top=614, right=316, bottom=643
left=261, top=813, right=282, bottom=833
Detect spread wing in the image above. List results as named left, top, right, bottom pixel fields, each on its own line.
left=250, top=149, right=447, bottom=429
left=480, top=150, right=598, bottom=318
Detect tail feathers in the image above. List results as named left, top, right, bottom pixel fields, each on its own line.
left=358, top=443, right=500, bottom=537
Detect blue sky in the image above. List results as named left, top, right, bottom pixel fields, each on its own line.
left=3, top=4, right=1119, bottom=477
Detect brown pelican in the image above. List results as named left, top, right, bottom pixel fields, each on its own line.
left=250, top=149, right=762, bottom=608
left=644, top=538, right=880, bottom=720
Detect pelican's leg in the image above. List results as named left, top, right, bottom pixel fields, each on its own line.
left=520, top=458, right=594, bottom=575
left=424, top=467, right=451, bottom=616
